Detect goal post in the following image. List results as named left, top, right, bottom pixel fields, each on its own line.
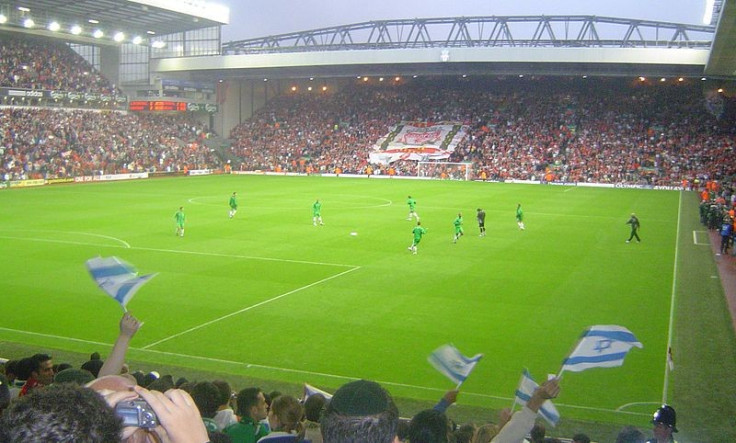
left=416, top=161, right=474, bottom=180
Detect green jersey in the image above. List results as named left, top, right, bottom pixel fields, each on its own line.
left=229, top=195, right=238, bottom=209
left=412, top=225, right=427, bottom=242
left=453, top=216, right=464, bottom=234
left=516, top=206, right=523, bottom=221
left=175, top=210, right=186, bottom=227
left=407, top=197, right=416, bottom=211
left=313, top=200, right=322, bottom=216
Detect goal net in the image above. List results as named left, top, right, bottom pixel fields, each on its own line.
left=417, top=162, right=474, bottom=180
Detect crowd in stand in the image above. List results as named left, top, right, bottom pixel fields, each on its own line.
left=228, top=78, right=736, bottom=187
left=0, top=312, right=679, bottom=443
left=0, top=34, right=117, bottom=94
left=0, top=109, right=220, bottom=180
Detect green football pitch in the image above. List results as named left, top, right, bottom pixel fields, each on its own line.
left=1, top=175, right=735, bottom=440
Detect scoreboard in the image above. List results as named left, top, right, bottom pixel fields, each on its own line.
left=129, top=101, right=188, bottom=112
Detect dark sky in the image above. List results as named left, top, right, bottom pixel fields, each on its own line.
left=217, top=0, right=708, bottom=42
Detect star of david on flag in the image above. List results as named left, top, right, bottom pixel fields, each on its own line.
left=561, top=325, right=643, bottom=373
left=86, top=256, right=157, bottom=311
left=428, top=344, right=483, bottom=386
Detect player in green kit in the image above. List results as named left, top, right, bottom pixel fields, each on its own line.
left=228, top=192, right=238, bottom=218
left=452, top=212, right=464, bottom=243
left=313, top=199, right=324, bottom=226
left=407, top=195, right=419, bottom=221
left=174, top=206, right=186, bottom=237
left=516, top=203, right=525, bottom=230
left=408, top=221, right=427, bottom=255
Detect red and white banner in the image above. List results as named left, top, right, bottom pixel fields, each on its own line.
left=369, top=121, right=468, bottom=165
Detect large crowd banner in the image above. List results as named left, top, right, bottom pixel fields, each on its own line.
left=369, top=121, right=469, bottom=165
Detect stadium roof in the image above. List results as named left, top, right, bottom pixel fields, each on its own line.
left=706, top=0, right=736, bottom=78
left=0, top=0, right=227, bottom=37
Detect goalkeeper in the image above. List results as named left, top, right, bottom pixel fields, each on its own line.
left=408, top=221, right=427, bottom=255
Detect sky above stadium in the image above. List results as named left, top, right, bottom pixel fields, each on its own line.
left=219, top=0, right=711, bottom=42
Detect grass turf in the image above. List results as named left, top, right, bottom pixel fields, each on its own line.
left=1, top=175, right=734, bottom=441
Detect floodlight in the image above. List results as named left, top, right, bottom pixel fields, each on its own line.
left=113, top=32, right=125, bottom=42
left=93, top=29, right=104, bottom=38
left=48, top=21, right=60, bottom=31
left=151, top=40, right=166, bottom=49
left=132, top=36, right=143, bottom=45
left=71, top=24, right=82, bottom=35
left=23, top=18, right=34, bottom=28
left=0, top=14, right=7, bottom=24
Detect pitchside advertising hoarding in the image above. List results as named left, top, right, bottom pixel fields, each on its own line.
left=0, top=87, right=127, bottom=104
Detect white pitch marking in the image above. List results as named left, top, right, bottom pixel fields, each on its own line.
left=661, top=191, right=682, bottom=403
left=0, top=230, right=130, bottom=248
left=0, top=325, right=649, bottom=416
left=140, top=266, right=361, bottom=349
left=0, top=235, right=357, bottom=268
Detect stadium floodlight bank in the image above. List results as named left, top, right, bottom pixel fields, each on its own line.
left=417, top=162, right=473, bottom=180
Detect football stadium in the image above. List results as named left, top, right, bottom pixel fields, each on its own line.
left=1, top=1, right=735, bottom=442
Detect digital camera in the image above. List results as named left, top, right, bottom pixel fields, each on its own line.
left=114, top=398, right=159, bottom=429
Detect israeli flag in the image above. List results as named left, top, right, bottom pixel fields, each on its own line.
left=514, top=369, right=560, bottom=427
left=561, top=325, right=643, bottom=373
left=428, top=344, right=483, bottom=385
left=86, top=256, right=157, bottom=310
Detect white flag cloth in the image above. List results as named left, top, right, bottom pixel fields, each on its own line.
left=514, top=369, right=560, bottom=427
left=428, top=344, right=483, bottom=385
left=86, top=256, right=157, bottom=309
left=561, top=325, right=643, bottom=373
left=303, top=383, right=333, bottom=401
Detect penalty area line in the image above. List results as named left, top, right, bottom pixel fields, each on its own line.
left=140, top=266, right=361, bottom=350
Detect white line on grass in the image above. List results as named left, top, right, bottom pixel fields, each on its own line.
left=0, top=326, right=650, bottom=416
left=661, top=191, right=683, bottom=403
left=0, top=231, right=130, bottom=248
left=140, top=266, right=361, bottom=350
left=0, top=235, right=357, bottom=268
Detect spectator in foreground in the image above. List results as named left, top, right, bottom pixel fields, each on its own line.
left=225, top=387, right=270, bottom=443
left=616, top=426, right=646, bottom=443
left=321, top=379, right=399, bottom=443
left=19, top=353, right=54, bottom=397
left=0, top=383, right=121, bottom=442
left=407, top=408, right=453, bottom=443
left=303, top=393, right=327, bottom=443
left=258, top=394, right=305, bottom=442
left=213, top=379, right=239, bottom=431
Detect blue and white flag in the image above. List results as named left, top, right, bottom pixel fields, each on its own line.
left=303, top=383, right=333, bottom=401
left=86, top=256, right=157, bottom=310
left=561, top=325, right=643, bottom=373
left=428, top=344, right=483, bottom=385
left=514, top=369, right=560, bottom=427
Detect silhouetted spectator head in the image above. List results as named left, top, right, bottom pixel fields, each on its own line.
left=54, top=368, right=95, bottom=385
left=473, top=423, right=499, bottom=443
left=615, top=426, right=646, bottom=443
left=90, top=352, right=101, bottom=360
left=54, top=363, right=73, bottom=373
left=147, top=374, right=174, bottom=393
left=304, top=393, right=327, bottom=422
left=0, top=383, right=122, bottom=442
left=407, top=409, right=451, bottom=443
left=81, top=359, right=104, bottom=378
left=212, top=379, right=233, bottom=408
left=572, top=432, right=591, bottom=443
left=142, top=371, right=160, bottom=387
left=530, top=423, right=546, bottom=443
left=453, top=423, right=475, bottom=443
left=321, top=379, right=399, bottom=443
left=0, top=373, right=10, bottom=412
left=191, top=381, right=221, bottom=419
left=4, top=360, right=19, bottom=382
